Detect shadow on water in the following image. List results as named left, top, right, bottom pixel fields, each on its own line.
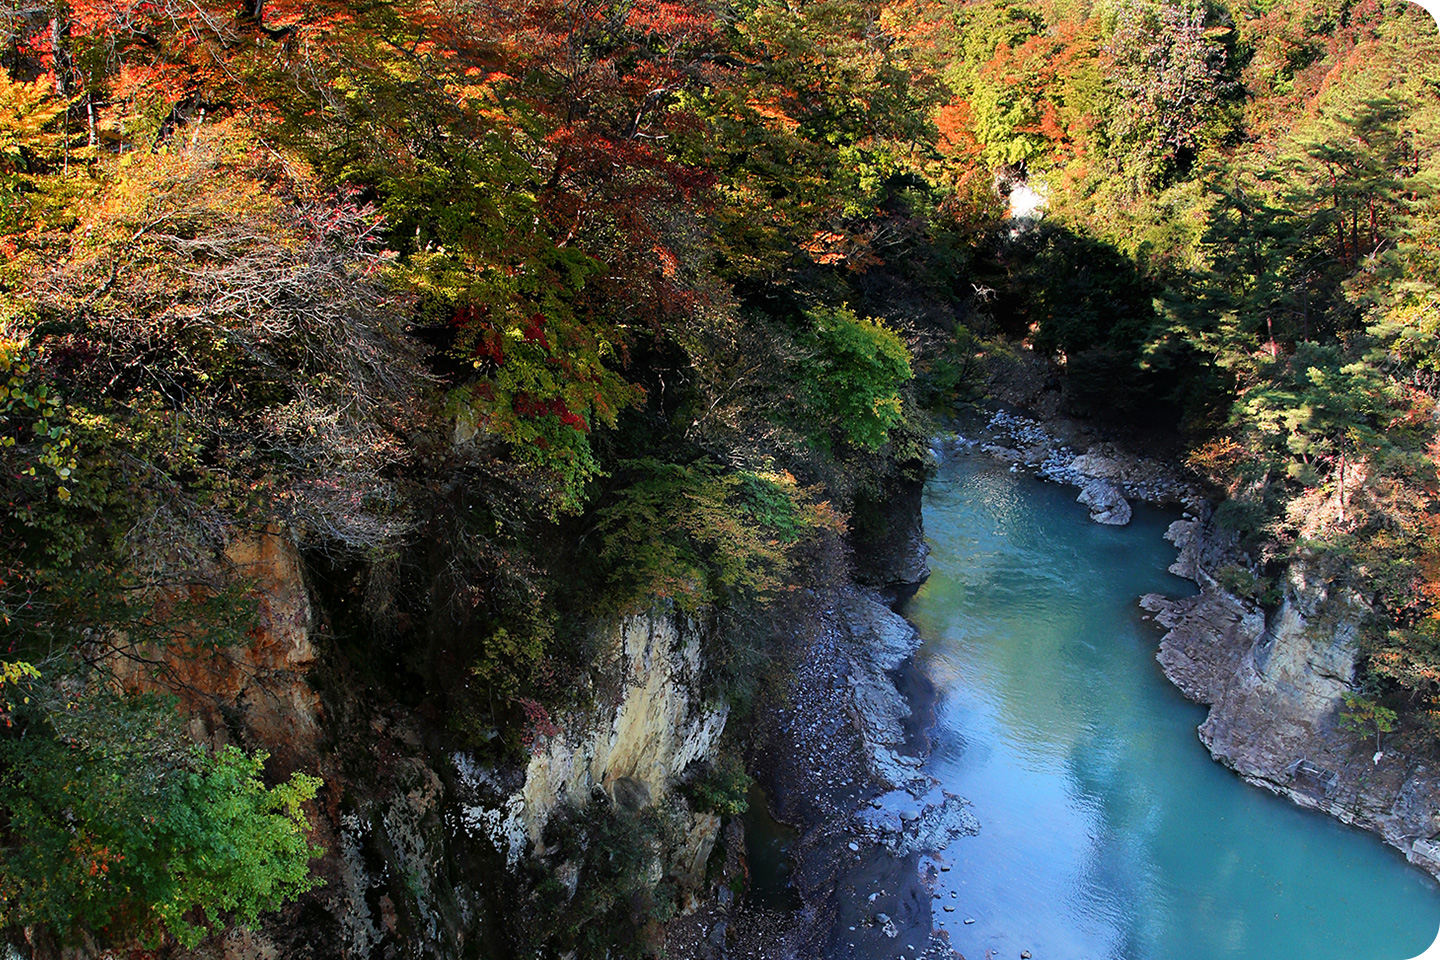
left=742, top=783, right=802, bottom=910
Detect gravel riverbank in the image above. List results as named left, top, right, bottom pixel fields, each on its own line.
left=668, top=406, right=1209, bottom=960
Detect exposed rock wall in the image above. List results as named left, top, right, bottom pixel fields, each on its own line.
left=137, top=537, right=730, bottom=959
left=523, top=613, right=727, bottom=841
left=113, top=527, right=324, bottom=776
left=213, top=530, right=325, bottom=772
left=458, top=611, right=728, bottom=866
left=1143, top=517, right=1440, bottom=877
left=851, top=477, right=932, bottom=589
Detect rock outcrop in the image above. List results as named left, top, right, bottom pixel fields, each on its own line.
left=841, top=590, right=928, bottom=792
left=852, top=477, right=932, bottom=589
left=1076, top=477, right=1131, bottom=525
left=457, top=610, right=727, bottom=867
left=153, top=558, right=730, bottom=960
left=854, top=788, right=979, bottom=857
left=1143, top=517, right=1440, bottom=877
left=113, top=527, right=324, bottom=776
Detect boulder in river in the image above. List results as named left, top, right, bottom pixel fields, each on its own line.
left=1077, top=478, right=1131, bottom=525
left=1070, top=452, right=1124, bottom=479
left=855, top=790, right=979, bottom=857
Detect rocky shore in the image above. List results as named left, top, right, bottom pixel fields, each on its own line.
left=1141, top=519, right=1440, bottom=879
left=966, top=403, right=1440, bottom=882
left=663, top=473, right=979, bottom=960
left=961, top=408, right=1204, bottom=515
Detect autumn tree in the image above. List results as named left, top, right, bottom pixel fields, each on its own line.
left=1102, top=0, right=1237, bottom=189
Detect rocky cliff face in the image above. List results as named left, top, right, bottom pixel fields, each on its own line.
left=456, top=612, right=728, bottom=870
left=113, top=527, right=324, bottom=777
left=326, top=608, right=731, bottom=960
left=1143, top=517, right=1440, bottom=877
left=851, top=476, right=932, bottom=590
left=133, top=530, right=730, bottom=960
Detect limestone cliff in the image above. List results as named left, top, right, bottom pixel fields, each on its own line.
left=1143, top=517, right=1440, bottom=877
left=455, top=612, right=728, bottom=872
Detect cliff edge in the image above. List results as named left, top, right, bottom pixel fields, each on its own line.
left=1142, top=518, right=1440, bottom=877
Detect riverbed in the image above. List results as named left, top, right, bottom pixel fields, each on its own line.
left=901, top=454, right=1440, bottom=960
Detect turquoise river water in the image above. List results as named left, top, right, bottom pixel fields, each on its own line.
left=900, top=454, right=1440, bottom=960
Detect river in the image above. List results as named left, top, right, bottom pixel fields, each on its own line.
left=899, top=453, right=1440, bottom=960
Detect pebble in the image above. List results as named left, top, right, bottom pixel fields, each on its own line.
left=1021, top=952, right=1031, bottom=959
left=849, top=842, right=860, bottom=851
left=943, top=905, right=955, bottom=913
left=964, top=918, right=975, bottom=925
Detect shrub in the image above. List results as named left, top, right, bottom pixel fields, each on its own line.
left=801, top=305, right=913, bottom=452
left=0, top=688, right=323, bottom=948
left=686, top=753, right=753, bottom=817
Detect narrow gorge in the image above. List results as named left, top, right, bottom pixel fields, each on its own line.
left=1, top=0, right=1438, bottom=957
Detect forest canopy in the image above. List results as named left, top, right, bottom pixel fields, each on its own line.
left=0, top=0, right=1437, bottom=951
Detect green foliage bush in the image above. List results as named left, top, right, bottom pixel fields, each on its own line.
left=589, top=458, right=842, bottom=615
left=1338, top=692, right=1398, bottom=752
left=686, top=753, right=753, bottom=817
left=0, top=689, right=323, bottom=948
left=800, top=306, right=914, bottom=452
left=918, top=325, right=985, bottom=408
left=1214, top=564, right=1282, bottom=606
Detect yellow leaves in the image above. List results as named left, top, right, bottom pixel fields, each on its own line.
left=0, top=333, right=26, bottom=374
left=0, top=331, right=76, bottom=502
left=69, top=118, right=309, bottom=272
left=0, top=68, right=67, bottom=172
left=0, top=660, right=40, bottom=687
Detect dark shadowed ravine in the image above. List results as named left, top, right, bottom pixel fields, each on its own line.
left=899, top=454, right=1440, bottom=960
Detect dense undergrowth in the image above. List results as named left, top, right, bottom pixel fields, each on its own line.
left=0, top=0, right=1436, bottom=952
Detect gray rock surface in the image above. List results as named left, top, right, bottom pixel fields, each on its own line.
left=1077, top=477, right=1132, bottom=525
left=844, top=591, right=924, bottom=672
left=841, top=590, right=928, bottom=791
left=977, top=409, right=1202, bottom=507
left=1145, top=519, right=1440, bottom=878
left=855, top=789, right=979, bottom=857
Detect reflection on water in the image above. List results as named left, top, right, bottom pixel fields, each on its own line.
left=904, top=457, right=1440, bottom=960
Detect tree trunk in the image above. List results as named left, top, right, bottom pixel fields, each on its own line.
left=50, top=3, right=73, bottom=99
left=1336, top=448, right=1346, bottom=524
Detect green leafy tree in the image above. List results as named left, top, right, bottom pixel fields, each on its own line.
left=1103, top=0, right=1236, bottom=188
left=589, top=458, right=840, bottom=612
left=1233, top=342, right=1399, bottom=522
left=1338, top=691, right=1398, bottom=753
left=0, top=688, right=322, bottom=949
left=801, top=305, right=913, bottom=452
left=686, top=753, right=753, bottom=816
